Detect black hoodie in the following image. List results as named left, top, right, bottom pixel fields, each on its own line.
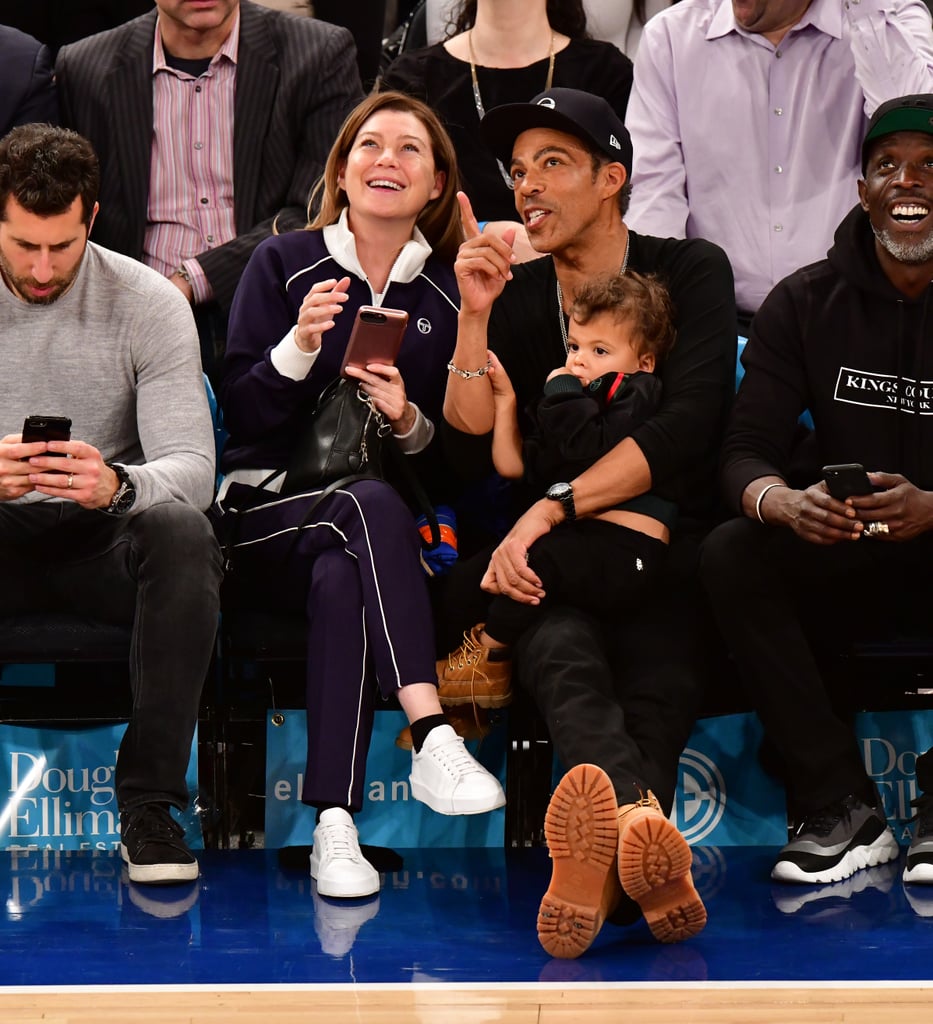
left=721, top=204, right=933, bottom=513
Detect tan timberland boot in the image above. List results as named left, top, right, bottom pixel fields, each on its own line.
left=436, top=624, right=512, bottom=708
left=536, top=764, right=623, bottom=959
left=617, top=790, right=707, bottom=943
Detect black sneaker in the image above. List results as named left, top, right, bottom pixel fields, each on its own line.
left=121, top=804, right=199, bottom=885
left=904, top=792, right=933, bottom=885
left=771, top=794, right=899, bottom=884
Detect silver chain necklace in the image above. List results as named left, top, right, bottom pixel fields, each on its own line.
left=555, top=235, right=631, bottom=353
left=468, top=29, right=555, bottom=192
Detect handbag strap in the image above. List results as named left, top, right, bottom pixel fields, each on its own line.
left=383, top=434, right=440, bottom=547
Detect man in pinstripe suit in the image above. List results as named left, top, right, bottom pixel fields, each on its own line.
left=55, top=0, right=364, bottom=380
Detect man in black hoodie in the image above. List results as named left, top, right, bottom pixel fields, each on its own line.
left=701, top=94, right=933, bottom=890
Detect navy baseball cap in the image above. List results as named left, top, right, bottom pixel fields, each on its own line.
left=861, top=93, right=933, bottom=171
left=480, top=87, right=633, bottom=177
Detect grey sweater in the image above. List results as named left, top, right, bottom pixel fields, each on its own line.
left=1, top=242, right=215, bottom=511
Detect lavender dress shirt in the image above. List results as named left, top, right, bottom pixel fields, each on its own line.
left=626, top=0, right=933, bottom=315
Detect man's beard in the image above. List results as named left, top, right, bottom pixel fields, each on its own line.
left=872, top=223, right=933, bottom=266
left=0, top=250, right=79, bottom=305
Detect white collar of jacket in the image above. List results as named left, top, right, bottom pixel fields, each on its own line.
left=323, top=208, right=433, bottom=291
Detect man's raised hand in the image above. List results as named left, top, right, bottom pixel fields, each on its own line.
left=454, top=192, right=516, bottom=317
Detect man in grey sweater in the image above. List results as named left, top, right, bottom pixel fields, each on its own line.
left=0, top=124, right=222, bottom=885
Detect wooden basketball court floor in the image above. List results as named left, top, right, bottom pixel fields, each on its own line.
left=1, top=844, right=932, bottom=1022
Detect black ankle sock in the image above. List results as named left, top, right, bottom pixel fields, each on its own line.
left=410, top=714, right=449, bottom=753
left=315, top=803, right=352, bottom=824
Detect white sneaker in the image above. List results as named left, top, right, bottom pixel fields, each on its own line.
left=309, top=808, right=380, bottom=898
left=409, top=723, right=506, bottom=815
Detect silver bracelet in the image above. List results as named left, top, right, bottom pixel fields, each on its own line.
left=447, top=359, right=492, bottom=379
left=755, top=482, right=787, bottom=525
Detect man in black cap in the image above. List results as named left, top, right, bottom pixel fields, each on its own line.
left=442, top=87, right=737, bottom=957
left=700, top=94, right=933, bottom=892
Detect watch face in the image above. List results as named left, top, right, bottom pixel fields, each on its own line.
left=546, top=482, right=575, bottom=520
left=107, top=467, right=136, bottom=514
left=112, top=487, right=136, bottom=514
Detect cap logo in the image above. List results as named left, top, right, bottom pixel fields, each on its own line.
left=537, top=97, right=556, bottom=109
left=609, top=134, right=621, bottom=150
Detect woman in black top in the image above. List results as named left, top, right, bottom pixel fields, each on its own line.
left=381, top=0, right=633, bottom=227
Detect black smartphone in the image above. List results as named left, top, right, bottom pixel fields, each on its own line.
left=339, top=306, right=409, bottom=377
left=823, top=463, right=873, bottom=500
left=22, top=415, right=72, bottom=456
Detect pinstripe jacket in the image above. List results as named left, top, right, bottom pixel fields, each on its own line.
left=55, top=1, right=364, bottom=312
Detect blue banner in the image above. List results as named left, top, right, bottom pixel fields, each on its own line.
left=672, top=713, right=788, bottom=847
left=0, top=722, right=202, bottom=852
left=265, top=708, right=933, bottom=851
left=549, top=713, right=788, bottom=847
left=265, top=709, right=506, bottom=848
left=855, top=709, right=933, bottom=844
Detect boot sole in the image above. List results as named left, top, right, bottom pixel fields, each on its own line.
left=617, top=812, right=707, bottom=944
left=437, top=690, right=512, bottom=709
left=537, top=764, right=621, bottom=959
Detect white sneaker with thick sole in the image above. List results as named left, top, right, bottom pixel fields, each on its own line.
left=309, top=808, right=380, bottom=899
left=409, top=723, right=506, bottom=815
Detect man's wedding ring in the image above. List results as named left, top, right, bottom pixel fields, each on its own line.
left=66, top=473, right=74, bottom=489
left=865, top=520, right=888, bottom=537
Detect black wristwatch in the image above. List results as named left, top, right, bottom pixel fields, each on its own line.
left=103, top=463, right=136, bottom=515
left=545, top=482, right=576, bottom=522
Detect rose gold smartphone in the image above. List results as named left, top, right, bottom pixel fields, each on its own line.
left=339, top=306, right=409, bottom=376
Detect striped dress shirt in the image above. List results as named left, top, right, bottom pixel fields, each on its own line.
left=144, top=12, right=240, bottom=304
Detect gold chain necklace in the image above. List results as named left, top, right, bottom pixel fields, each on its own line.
left=468, top=29, right=555, bottom=191
left=555, top=237, right=631, bottom=353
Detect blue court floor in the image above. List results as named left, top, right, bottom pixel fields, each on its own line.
left=1, top=844, right=931, bottom=988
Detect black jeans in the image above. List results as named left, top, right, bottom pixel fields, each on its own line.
left=515, top=533, right=709, bottom=811
left=699, top=516, right=933, bottom=812
left=485, top=519, right=667, bottom=646
left=439, top=532, right=709, bottom=811
left=0, top=501, right=222, bottom=812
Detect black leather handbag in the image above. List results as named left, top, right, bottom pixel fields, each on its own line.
left=279, top=377, right=441, bottom=547
left=215, top=378, right=441, bottom=573
left=281, top=377, right=389, bottom=495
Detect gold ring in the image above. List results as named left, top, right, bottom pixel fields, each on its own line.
left=66, top=473, right=74, bottom=489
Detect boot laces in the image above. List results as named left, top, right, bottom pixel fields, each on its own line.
left=448, top=629, right=482, bottom=671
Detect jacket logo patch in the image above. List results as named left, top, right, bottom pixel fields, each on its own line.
left=835, top=366, right=933, bottom=415
left=416, top=318, right=431, bottom=334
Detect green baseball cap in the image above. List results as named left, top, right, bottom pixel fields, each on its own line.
left=861, top=94, right=933, bottom=171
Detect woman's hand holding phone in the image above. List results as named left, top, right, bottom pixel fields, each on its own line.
left=345, top=362, right=415, bottom=434
left=295, top=276, right=351, bottom=354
